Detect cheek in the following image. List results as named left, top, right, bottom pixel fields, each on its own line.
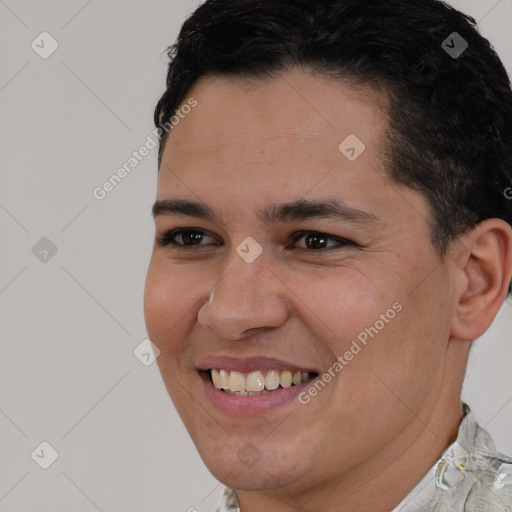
left=290, top=265, right=440, bottom=393
left=270, top=271, right=389, bottom=418
left=143, top=262, right=195, bottom=346
left=284, top=267, right=389, bottom=351
left=144, top=263, right=199, bottom=404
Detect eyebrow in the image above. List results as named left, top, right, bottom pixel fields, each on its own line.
left=152, top=198, right=380, bottom=226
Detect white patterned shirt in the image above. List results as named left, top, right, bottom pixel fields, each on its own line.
left=215, top=404, right=512, bottom=511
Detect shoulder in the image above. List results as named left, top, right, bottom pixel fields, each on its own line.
left=464, top=420, right=512, bottom=510
left=395, top=404, right=512, bottom=511
left=214, top=488, right=240, bottom=512
left=434, top=405, right=512, bottom=510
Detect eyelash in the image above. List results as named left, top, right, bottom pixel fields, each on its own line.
left=157, top=228, right=355, bottom=252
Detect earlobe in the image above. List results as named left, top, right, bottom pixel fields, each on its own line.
left=450, top=219, right=512, bottom=341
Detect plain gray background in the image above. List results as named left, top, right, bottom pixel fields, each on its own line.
left=0, top=1, right=511, bottom=511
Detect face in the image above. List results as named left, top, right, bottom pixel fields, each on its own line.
left=144, top=70, right=459, bottom=497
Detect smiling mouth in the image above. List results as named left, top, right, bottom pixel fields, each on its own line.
left=206, top=368, right=319, bottom=396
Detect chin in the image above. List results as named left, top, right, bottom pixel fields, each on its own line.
left=218, top=467, right=285, bottom=492
left=197, top=437, right=310, bottom=492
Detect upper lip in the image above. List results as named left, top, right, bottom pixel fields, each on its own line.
left=197, top=355, right=317, bottom=374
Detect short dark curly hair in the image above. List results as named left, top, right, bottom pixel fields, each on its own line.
left=154, top=0, right=512, bottom=288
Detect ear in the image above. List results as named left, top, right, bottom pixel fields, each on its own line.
left=450, top=219, right=512, bottom=341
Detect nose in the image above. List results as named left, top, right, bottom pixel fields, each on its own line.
left=197, top=251, right=290, bottom=340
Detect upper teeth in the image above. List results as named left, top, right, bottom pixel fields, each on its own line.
left=211, top=369, right=311, bottom=394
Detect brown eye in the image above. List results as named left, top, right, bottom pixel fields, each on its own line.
left=291, top=231, right=354, bottom=251
left=158, top=228, right=217, bottom=247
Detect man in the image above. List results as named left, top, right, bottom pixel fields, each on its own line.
left=143, top=0, right=512, bottom=510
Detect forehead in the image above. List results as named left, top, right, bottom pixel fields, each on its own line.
left=156, top=70, right=431, bottom=232
left=164, top=70, right=387, bottom=161
left=159, top=70, right=387, bottom=186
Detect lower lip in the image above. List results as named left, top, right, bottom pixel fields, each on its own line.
left=199, top=371, right=315, bottom=416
